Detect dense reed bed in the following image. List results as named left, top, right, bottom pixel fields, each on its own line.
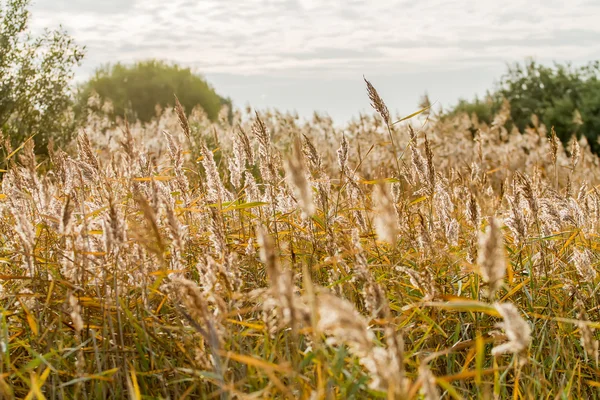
left=1, top=85, right=599, bottom=399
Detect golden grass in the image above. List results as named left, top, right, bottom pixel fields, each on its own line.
left=0, top=85, right=599, bottom=399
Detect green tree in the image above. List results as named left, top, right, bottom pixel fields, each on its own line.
left=77, top=60, right=231, bottom=123
left=447, top=59, right=600, bottom=153
left=0, top=0, right=84, bottom=154
left=497, top=61, right=580, bottom=141
left=580, top=77, right=600, bottom=150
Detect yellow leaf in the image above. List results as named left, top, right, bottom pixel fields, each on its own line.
left=409, top=196, right=428, bottom=206
left=26, top=313, right=39, bottom=336
left=226, top=319, right=265, bottom=330
left=440, top=367, right=505, bottom=382
left=559, top=229, right=579, bottom=255
left=391, top=106, right=430, bottom=125
left=81, top=251, right=106, bottom=256
left=423, top=300, right=499, bottom=316
left=358, top=177, right=400, bottom=185
left=500, top=278, right=530, bottom=302
left=128, top=365, right=141, bottom=400
left=25, top=371, right=47, bottom=400
left=220, top=351, right=291, bottom=373
left=486, top=167, right=502, bottom=175
left=149, top=269, right=186, bottom=277
left=132, top=176, right=174, bottom=182
left=475, top=335, right=485, bottom=385
left=39, top=367, right=51, bottom=385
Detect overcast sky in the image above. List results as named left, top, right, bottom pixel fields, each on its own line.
left=29, top=0, right=600, bottom=123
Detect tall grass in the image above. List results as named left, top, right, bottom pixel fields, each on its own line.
left=0, top=85, right=599, bottom=399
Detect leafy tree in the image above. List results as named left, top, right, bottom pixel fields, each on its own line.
left=0, top=0, right=84, bottom=154
left=580, top=78, right=600, bottom=147
left=447, top=59, right=600, bottom=152
left=497, top=61, right=580, bottom=141
left=77, top=60, right=231, bottom=123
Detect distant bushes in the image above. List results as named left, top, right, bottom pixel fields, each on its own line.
left=446, top=59, right=600, bottom=152
left=76, top=60, right=231, bottom=124
left=448, top=96, right=500, bottom=126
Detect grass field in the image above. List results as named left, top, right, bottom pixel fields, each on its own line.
left=1, top=83, right=599, bottom=399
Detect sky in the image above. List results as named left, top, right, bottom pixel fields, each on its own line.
left=29, top=0, right=600, bottom=123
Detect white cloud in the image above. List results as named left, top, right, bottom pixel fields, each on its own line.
left=29, top=0, right=600, bottom=76
left=26, top=0, right=600, bottom=121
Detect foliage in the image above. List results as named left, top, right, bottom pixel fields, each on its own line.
left=445, top=95, right=500, bottom=126
left=447, top=59, right=600, bottom=152
left=76, top=60, right=231, bottom=124
left=0, top=0, right=84, bottom=154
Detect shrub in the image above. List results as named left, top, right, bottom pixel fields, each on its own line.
left=447, top=59, right=600, bottom=152
left=445, top=95, right=500, bottom=126
left=76, top=60, right=231, bottom=124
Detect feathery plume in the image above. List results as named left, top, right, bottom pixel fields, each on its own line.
left=174, top=95, right=191, bottom=141
left=364, top=77, right=390, bottom=124
left=396, top=265, right=438, bottom=301
left=237, top=126, right=254, bottom=164
left=549, top=127, right=560, bottom=165
left=337, top=134, right=349, bottom=173
left=77, top=130, right=100, bottom=178
left=200, top=141, right=231, bottom=203
left=301, top=134, right=323, bottom=173
left=314, top=292, right=402, bottom=392
left=419, top=364, right=440, bottom=400
left=492, top=302, right=531, bottom=356
left=466, top=192, right=481, bottom=231
left=514, top=172, right=538, bottom=220
left=477, top=217, right=506, bottom=298
left=571, top=247, right=597, bottom=282
left=252, top=112, right=278, bottom=184
left=577, top=311, right=599, bottom=366
left=570, top=135, right=581, bottom=170
left=59, top=194, right=74, bottom=235
left=230, top=128, right=249, bottom=188
left=284, top=137, right=315, bottom=218
left=69, top=294, right=84, bottom=334
left=505, top=193, right=528, bottom=246
left=424, top=134, right=435, bottom=189
left=256, top=226, right=299, bottom=330
left=372, top=184, right=398, bottom=245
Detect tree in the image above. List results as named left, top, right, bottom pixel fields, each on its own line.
left=76, top=60, right=231, bottom=124
left=446, top=59, right=600, bottom=153
left=0, top=0, right=84, bottom=154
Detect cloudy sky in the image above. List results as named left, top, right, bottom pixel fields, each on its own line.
left=29, top=0, right=600, bottom=122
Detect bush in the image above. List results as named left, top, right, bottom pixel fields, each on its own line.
left=445, top=96, right=500, bottom=126
left=0, top=0, right=84, bottom=155
left=76, top=60, right=231, bottom=123
left=447, top=59, right=600, bottom=152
